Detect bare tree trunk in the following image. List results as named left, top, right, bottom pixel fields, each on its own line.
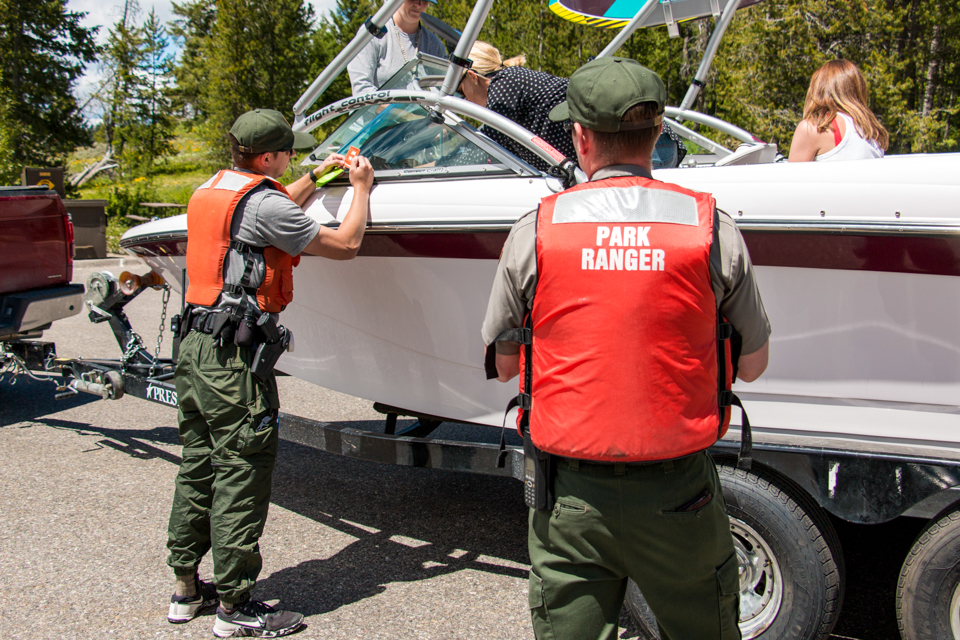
left=921, top=24, right=941, bottom=118
left=578, top=26, right=583, bottom=67
left=945, top=90, right=955, bottom=141
left=71, top=148, right=116, bottom=187
left=538, top=4, right=544, bottom=72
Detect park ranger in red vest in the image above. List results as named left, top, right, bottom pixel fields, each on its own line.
left=482, top=58, right=771, bottom=640
left=164, top=109, right=373, bottom=638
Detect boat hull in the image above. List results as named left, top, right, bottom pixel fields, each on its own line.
left=121, top=155, right=960, bottom=453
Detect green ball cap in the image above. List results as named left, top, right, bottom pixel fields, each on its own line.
left=549, top=57, right=666, bottom=132
left=230, top=109, right=316, bottom=154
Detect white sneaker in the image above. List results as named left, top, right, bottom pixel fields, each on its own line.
left=212, top=599, right=304, bottom=637
left=167, top=577, right=218, bottom=623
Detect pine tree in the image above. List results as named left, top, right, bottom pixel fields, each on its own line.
left=101, top=0, right=146, bottom=164
left=0, top=0, right=99, bottom=174
left=95, top=1, right=177, bottom=175
left=168, top=0, right=216, bottom=119
left=130, top=8, right=175, bottom=170
left=0, top=87, right=17, bottom=185
left=200, top=0, right=316, bottom=163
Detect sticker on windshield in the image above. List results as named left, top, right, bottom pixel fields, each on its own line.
left=345, top=145, right=361, bottom=165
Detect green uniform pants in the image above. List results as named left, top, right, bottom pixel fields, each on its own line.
left=528, top=450, right=741, bottom=640
left=166, top=330, right=280, bottom=606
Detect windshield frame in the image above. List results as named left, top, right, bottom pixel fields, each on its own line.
left=301, top=54, right=564, bottom=182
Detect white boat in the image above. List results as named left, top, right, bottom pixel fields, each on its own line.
left=121, top=77, right=960, bottom=459
left=123, top=148, right=960, bottom=442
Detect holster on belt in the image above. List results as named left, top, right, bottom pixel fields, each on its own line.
left=170, top=306, right=195, bottom=362
left=250, top=313, right=292, bottom=382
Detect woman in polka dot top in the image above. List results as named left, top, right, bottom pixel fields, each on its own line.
left=458, top=42, right=686, bottom=171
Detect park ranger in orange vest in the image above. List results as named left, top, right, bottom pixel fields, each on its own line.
left=482, top=58, right=771, bottom=640
left=164, top=109, right=374, bottom=638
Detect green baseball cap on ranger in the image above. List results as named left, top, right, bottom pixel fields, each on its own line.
left=549, top=57, right=666, bottom=132
left=229, top=109, right=316, bottom=154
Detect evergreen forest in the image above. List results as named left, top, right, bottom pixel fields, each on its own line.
left=0, top=0, right=956, bottom=232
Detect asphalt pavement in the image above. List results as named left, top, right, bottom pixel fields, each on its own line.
left=0, top=258, right=924, bottom=639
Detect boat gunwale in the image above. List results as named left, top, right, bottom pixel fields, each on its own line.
left=120, top=218, right=960, bottom=249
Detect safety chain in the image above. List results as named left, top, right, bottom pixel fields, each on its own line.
left=150, top=284, right=171, bottom=376
left=121, top=333, right=145, bottom=366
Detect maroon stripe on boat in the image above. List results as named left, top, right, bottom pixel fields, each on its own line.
left=357, top=232, right=509, bottom=260
left=741, top=231, right=960, bottom=277
left=122, top=229, right=960, bottom=276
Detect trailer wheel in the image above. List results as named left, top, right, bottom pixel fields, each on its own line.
left=896, top=504, right=960, bottom=640
left=624, top=464, right=844, bottom=640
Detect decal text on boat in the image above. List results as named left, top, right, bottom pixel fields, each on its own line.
left=306, top=93, right=419, bottom=125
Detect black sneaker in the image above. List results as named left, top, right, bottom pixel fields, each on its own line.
left=212, top=599, right=304, bottom=638
left=167, top=577, right=218, bottom=623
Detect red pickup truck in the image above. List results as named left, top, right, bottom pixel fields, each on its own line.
left=0, top=186, right=84, bottom=342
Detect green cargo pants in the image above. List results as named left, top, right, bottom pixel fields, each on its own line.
left=166, top=330, right=280, bottom=607
left=528, top=450, right=741, bottom=640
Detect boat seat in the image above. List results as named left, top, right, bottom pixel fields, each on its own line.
left=714, top=143, right=778, bottom=167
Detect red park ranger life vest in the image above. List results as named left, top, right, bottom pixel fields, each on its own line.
left=184, top=170, right=301, bottom=314
left=519, top=175, right=735, bottom=462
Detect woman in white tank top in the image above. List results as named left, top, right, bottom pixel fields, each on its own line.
left=788, top=60, right=889, bottom=162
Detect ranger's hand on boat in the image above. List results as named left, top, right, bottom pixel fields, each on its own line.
left=302, top=155, right=373, bottom=260
left=348, top=154, right=374, bottom=191
left=317, top=152, right=346, bottom=177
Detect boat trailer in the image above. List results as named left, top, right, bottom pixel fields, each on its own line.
left=46, top=269, right=529, bottom=480
left=19, top=269, right=958, bottom=526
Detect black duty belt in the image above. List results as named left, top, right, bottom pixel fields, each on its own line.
left=189, top=311, right=221, bottom=334
left=559, top=457, right=659, bottom=468
left=559, top=452, right=701, bottom=472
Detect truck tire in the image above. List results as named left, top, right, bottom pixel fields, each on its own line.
left=897, top=504, right=960, bottom=640
left=624, top=464, right=844, bottom=640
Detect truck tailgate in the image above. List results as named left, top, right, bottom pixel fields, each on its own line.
left=0, top=192, right=71, bottom=296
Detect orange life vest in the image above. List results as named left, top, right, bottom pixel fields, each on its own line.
left=519, top=175, right=734, bottom=462
left=184, top=170, right=300, bottom=313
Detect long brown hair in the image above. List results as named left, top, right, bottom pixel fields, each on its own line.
left=802, top=59, right=889, bottom=150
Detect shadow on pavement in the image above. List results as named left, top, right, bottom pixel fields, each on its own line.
left=829, top=515, right=925, bottom=639
left=4, top=376, right=917, bottom=637
left=41, top=418, right=183, bottom=464
left=0, top=377, right=100, bottom=426
left=5, top=379, right=532, bottom=617
left=257, top=439, right=531, bottom=614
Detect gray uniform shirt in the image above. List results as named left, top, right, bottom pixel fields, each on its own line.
left=347, top=18, right=447, bottom=95
left=218, top=171, right=320, bottom=311
left=481, top=164, right=771, bottom=355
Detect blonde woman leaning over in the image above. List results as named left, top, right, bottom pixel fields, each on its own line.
left=458, top=42, right=577, bottom=171
left=459, top=42, right=687, bottom=170
left=789, top=59, right=889, bottom=162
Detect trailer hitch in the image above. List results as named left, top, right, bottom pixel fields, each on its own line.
left=56, top=369, right=124, bottom=400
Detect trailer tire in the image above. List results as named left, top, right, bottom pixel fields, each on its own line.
left=624, top=464, right=844, bottom=640
left=896, top=503, right=960, bottom=640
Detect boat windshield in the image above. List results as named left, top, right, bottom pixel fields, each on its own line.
left=309, top=55, right=512, bottom=178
